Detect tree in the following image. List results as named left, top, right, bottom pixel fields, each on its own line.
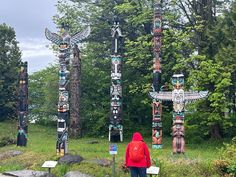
left=175, top=0, right=236, bottom=139
left=0, top=23, right=21, bottom=121
left=28, top=65, right=58, bottom=124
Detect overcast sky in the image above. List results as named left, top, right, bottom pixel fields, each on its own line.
left=0, top=0, right=58, bottom=74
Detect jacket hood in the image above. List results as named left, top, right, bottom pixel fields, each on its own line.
left=132, top=132, right=143, bottom=141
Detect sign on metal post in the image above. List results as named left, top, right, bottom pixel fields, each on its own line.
left=109, top=144, right=118, bottom=155
left=109, top=144, right=117, bottom=177
left=147, top=166, right=160, bottom=176
left=42, top=161, right=57, bottom=173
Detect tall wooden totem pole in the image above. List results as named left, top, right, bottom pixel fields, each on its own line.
left=45, top=24, right=90, bottom=156
left=150, top=74, right=208, bottom=153
left=109, top=19, right=123, bottom=142
left=70, top=45, right=81, bottom=138
left=151, top=0, right=163, bottom=149
left=17, top=62, right=28, bottom=146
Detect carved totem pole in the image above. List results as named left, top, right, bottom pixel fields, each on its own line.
left=151, top=0, right=163, bottom=149
left=45, top=24, right=90, bottom=156
left=149, top=74, right=208, bottom=153
left=17, top=62, right=28, bottom=146
left=109, top=20, right=123, bottom=142
left=69, top=45, right=81, bottom=138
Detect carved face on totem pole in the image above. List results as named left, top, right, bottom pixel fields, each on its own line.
left=171, top=74, right=185, bottom=121
left=111, top=57, right=121, bottom=79
left=111, top=21, right=123, bottom=55
left=110, top=56, right=122, bottom=126
left=153, top=13, right=162, bottom=35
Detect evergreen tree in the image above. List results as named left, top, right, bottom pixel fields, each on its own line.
left=0, top=24, right=21, bottom=121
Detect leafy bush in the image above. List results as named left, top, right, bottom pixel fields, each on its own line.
left=0, top=136, right=16, bottom=147
left=214, top=137, right=236, bottom=176
left=185, top=124, right=204, bottom=144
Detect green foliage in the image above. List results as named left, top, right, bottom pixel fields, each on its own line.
left=161, top=111, right=173, bottom=136
left=0, top=136, right=15, bottom=147
left=214, top=137, right=236, bottom=176
left=28, top=65, right=58, bottom=125
left=0, top=23, right=21, bottom=121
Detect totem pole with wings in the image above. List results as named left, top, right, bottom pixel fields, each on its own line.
left=149, top=74, right=208, bottom=153
left=45, top=24, right=90, bottom=156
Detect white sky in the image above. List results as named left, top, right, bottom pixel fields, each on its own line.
left=0, top=0, right=58, bottom=74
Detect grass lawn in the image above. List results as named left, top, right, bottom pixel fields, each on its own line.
left=0, top=121, right=223, bottom=177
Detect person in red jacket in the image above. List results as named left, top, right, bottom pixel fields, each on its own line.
left=125, top=132, right=151, bottom=177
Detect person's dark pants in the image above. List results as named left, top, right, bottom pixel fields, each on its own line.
left=130, top=167, right=147, bottom=177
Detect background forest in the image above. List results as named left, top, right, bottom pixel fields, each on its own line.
left=1, top=0, right=236, bottom=141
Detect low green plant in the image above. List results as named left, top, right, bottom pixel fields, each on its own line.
left=214, top=137, right=236, bottom=176
left=0, top=163, right=24, bottom=172
left=0, top=136, right=16, bottom=147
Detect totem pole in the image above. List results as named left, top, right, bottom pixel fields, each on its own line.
left=149, top=74, right=208, bottom=153
left=45, top=24, right=90, bottom=156
left=109, top=19, right=123, bottom=142
left=17, top=62, right=28, bottom=146
left=151, top=0, right=163, bottom=149
left=69, top=45, right=81, bottom=138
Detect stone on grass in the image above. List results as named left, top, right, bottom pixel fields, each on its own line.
left=86, top=140, right=99, bottom=144
left=3, top=170, right=57, bottom=177
left=58, top=154, right=83, bottom=164
left=0, top=150, right=23, bottom=161
left=63, top=171, right=91, bottom=177
left=88, top=158, right=112, bottom=167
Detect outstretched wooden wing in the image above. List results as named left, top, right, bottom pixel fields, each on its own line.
left=149, top=91, right=172, bottom=101
left=71, top=26, right=91, bottom=45
left=184, top=91, right=208, bottom=101
left=111, top=25, right=123, bottom=37
left=150, top=91, right=208, bottom=102
left=45, top=28, right=62, bottom=45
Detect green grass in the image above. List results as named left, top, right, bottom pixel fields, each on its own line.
left=0, top=121, right=223, bottom=177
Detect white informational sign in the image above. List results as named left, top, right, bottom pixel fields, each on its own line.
left=42, top=161, right=58, bottom=168
left=146, top=166, right=160, bottom=175
left=109, top=144, right=118, bottom=155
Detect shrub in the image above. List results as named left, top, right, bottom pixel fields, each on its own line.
left=0, top=136, right=16, bottom=147
left=214, top=137, right=236, bottom=176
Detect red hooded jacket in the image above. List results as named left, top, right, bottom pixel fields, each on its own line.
left=125, top=132, right=151, bottom=168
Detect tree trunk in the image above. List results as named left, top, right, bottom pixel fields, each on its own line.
left=210, top=123, right=222, bottom=139
left=69, top=45, right=81, bottom=138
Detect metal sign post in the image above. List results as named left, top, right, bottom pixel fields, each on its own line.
left=109, top=144, right=117, bottom=177
left=42, top=161, right=57, bottom=173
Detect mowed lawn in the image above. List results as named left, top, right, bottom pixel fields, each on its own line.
left=0, top=121, right=223, bottom=177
